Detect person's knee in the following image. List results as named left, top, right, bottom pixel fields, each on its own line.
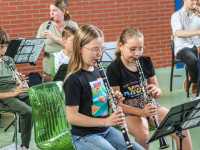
left=135, top=130, right=150, bottom=141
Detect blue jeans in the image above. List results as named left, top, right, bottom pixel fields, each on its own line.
left=71, top=127, right=145, bottom=150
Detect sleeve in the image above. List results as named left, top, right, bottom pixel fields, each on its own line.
left=70, top=21, right=79, bottom=29
left=106, top=62, right=120, bottom=86
left=36, top=24, right=44, bottom=38
left=148, top=57, right=155, bottom=78
left=171, top=12, right=182, bottom=36
left=64, top=75, right=82, bottom=106
left=9, top=57, right=17, bottom=70
left=54, top=54, right=60, bottom=73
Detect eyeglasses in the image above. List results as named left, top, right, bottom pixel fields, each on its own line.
left=0, top=45, right=8, bottom=50
left=125, top=45, right=145, bottom=54
left=84, top=46, right=107, bottom=54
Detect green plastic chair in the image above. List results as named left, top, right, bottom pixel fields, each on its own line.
left=28, top=81, right=74, bottom=150
left=101, top=61, right=112, bottom=73
left=50, top=52, right=59, bottom=81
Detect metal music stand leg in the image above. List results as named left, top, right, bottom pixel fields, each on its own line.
left=176, top=131, right=186, bottom=150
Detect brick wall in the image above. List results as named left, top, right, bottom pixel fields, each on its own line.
left=0, top=0, right=175, bottom=76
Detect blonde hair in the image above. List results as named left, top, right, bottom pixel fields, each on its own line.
left=115, top=27, right=144, bottom=59
left=0, top=28, right=11, bottom=45
left=62, top=26, right=77, bottom=39
left=51, top=0, right=71, bottom=21
left=63, top=25, right=104, bottom=83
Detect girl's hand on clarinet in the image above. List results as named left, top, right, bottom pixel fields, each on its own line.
left=19, top=73, right=29, bottom=82
left=113, top=90, right=125, bottom=104
left=104, top=110, right=125, bottom=126
left=141, top=103, right=157, bottom=117
left=13, top=85, right=28, bottom=96
left=146, top=84, right=160, bottom=96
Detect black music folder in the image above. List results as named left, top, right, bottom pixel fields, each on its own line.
left=147, top=97, right=200, bottom=150
left=53, top=64, right=68, bottom=81
left=5, top=38, right=46, bottom=66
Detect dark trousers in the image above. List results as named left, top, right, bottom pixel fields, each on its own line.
left=177, top=46, right=198, bottom=83
left=0, top=95, right=33, bottom=147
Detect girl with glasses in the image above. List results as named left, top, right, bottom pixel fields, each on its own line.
left=63, top=25, right=144, bottom=150
left=106, top=27, right=192, bottom=150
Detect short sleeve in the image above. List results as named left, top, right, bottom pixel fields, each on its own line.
left=71, top=21, right=79, bottom=29
left=54, top=54, right=61, bottom=73
left=36, top=24, right=45, bottom=38
left=64, top=75, right=82, bottom=106
left=106, top=62, right=120, bottom=86
left=148, top=57, right=155, bottom=78
left=171, top=13, right=182, bottom=36
left=8, top=57, right=16, bottom=70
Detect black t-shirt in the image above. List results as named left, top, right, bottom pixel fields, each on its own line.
left=64, top=67, right=109, bottom=136
left=107, top=56, right=155, bottom=108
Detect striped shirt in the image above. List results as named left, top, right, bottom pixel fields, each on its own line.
left=171, top=7, right=200, bottom=55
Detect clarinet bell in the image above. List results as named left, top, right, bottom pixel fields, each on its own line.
left=159, top=138, right=170, bottom=149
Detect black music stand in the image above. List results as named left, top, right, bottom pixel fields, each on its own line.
left=53, top=64, right=68, bottom=81
left=147, top=97, right=200, bottom=150
left=5, top=38, right=46, bottom=66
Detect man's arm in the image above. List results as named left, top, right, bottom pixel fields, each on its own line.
left=176, top=29, right=200, bottom=38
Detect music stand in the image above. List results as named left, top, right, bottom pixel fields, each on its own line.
left=53, top=64, right=68, bottom=81
left=101, top=41, right=117, bottom=61
left=5, top=38, right=46, bottom=66
left=147, top=97, right=200, bottom=150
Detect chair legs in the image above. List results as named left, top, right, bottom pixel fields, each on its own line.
left=170, top=63, right=174, bottom=91
left=3, top=114, right=18, bottom=150
left=185, top=66, right=189, bottom=98
left=171, top=63, right=189, bottom=97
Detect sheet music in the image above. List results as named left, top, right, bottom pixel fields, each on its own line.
left=182, top=118, right=200, bottom=129
left=14, top=39, right=46, bottom=63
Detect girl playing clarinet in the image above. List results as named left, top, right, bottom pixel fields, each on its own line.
left=106, top=27, right=192, bottom=150
left=63, top=25, right=144, bottom=150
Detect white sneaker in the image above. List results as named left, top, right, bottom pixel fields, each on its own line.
left=19, top=146, right=29, bottom=150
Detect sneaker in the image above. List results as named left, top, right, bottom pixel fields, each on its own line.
left=192, top=83, right=198, bottom=94
left=183, top=73, right=191, bottom=92
left=19, top=146, right=29, bottom=150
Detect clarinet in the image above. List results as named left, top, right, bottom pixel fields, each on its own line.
left=2, top=55, right=29, bottom=88
left=134, top=58, right=170, bottom=149
left=96, top=60, right=133, bottom=150
left=42, top=17, right=53, bottom=38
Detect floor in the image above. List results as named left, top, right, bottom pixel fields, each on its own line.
left=0, top=67, right=200, bottom=150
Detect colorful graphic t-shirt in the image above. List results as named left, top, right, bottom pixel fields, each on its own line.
left=107, top=56, right=160, bottom=109
left=64, top=68, right=109, bottom=136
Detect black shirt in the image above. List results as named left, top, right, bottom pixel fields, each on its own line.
left=64, top=67, right=109, bottom=136
left=107, top=56, right=155, bottom=108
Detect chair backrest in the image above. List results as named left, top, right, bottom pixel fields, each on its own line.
left=28, top=81, right=74, bottom=150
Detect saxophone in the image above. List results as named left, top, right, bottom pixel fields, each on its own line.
left=134, top=58, right=169, bottom=149
left=96, top=60, right=133, bottom=150
left=2, top=55, right=29, bottom=88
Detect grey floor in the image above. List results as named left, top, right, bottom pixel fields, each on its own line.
left=0, top=67, right=200, bottom=150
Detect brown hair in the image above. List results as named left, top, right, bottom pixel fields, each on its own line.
left=63, top=25, right=104, bottom=83
left=51, top=0, right=71, bottom=21
left=115, top=27, right=143, bottom=59
left=62, top=26, right=77, bottom=39
left=0, top=28, right=11, bottom=45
